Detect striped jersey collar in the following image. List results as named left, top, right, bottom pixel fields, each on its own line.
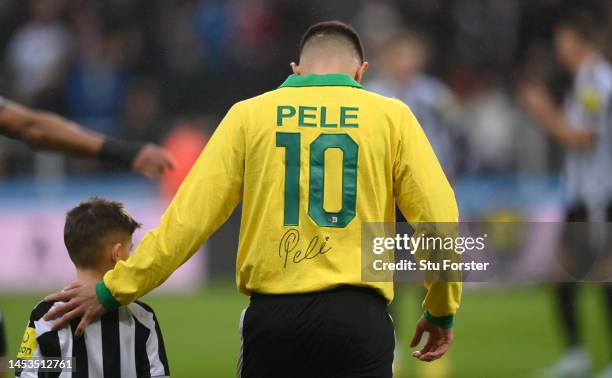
left=279, top=73, right=364, bottom=89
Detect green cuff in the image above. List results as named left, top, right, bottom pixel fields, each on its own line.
left=423, top=310, right=454, bottom=329
left=96, top=281, right=121, bottom=311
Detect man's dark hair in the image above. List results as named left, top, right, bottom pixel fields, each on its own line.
left=555, top=9, right=603, bottom=43
left=299, top=20, right=365, bottom=62
left=64, top=197, right=141, bottom=268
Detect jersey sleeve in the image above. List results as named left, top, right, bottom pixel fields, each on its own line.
left=576, top=68, right=612, bottom=133
left=15, top=303, right=54, bottom=377
left=393, top=104, right=462, bottom=325
left=100, top=103, right=247, bottom=307
left=149, top=318, right=170, bottom=378
left=132, top=302, right=170, bottom=377
left=15, top=323, right=41, bottom=378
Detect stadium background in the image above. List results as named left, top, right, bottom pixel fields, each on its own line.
left=1, top=0, right=611, bottom=377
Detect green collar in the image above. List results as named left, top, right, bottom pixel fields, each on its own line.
left=279, top=73, right=364, bottom=89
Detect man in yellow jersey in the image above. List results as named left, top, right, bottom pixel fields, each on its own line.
left=45, top=21, right=460, bottom=377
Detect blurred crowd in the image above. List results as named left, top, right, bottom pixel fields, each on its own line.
left=0, top=0, right=611, bottom=179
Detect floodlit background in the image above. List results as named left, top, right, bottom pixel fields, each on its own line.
left=1, top=0, right=612, bottom=377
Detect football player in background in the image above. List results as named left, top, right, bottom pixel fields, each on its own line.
left=520, top=10, right=612, bottom=378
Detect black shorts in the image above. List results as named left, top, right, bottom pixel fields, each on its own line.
left=561, top=202, right=612, bottom=279
left=565, top=202, right=612, bottom=222
left=238, top=286, right=395, bottom=378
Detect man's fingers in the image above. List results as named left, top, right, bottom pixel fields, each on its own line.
left=62, top=282, right=82, bottom=292
left=418, top=342, right=450, bottom=362
left=51, top=307, right=82, bottom=331
left=44, top=290, right=74, bottom=304
left=412, top=333, right=435, bottom=360
left=409, top=325, right=424, bottom=347
left=74, top=315, right=92, bottom=338
left=421, top=334, right=436, bottom=354
left=43, top=300, right=76, bottom=321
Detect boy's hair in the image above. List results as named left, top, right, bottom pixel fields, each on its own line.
left=299, top=20, right=365, bottom=62
left=64, top=197, right=141, bottom=268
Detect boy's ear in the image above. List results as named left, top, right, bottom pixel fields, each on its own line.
left=110, top=242, right=123, bottom=265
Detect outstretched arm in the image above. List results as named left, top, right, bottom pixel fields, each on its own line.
left=519, top=82, right=594, bottom=149
left=0, top=96, right=174, bottom=178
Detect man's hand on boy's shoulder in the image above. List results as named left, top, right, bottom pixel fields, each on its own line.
left=43, top=279, right=105, bottom=338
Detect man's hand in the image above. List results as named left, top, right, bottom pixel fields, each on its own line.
left=132, top=143, right=175, bottom=179
left=519, top=81, right=557, bottom=120
left=410, top=315, right=454, bottom=362
left=519, top=81, right=595, bottom=149
left=43, top=281, right=106, bottom=338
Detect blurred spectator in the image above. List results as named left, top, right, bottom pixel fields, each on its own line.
left=459, top=85, right=517, bottom=173
left=123, top=77, right=163, bottom=143
left=368, top=30, right=463, bottom=177
left=353, top=0, right=401, bottom=53
left=6, top=0, right=70, bottom=104
left=0, top=0, right=610, bottom=180
left=448, top=0, right=520, bottom=75
left=63, top=5, right=126, bottom=137
left=192, top=0, right=235, bottom=68
left=158, top=1, right=209, bottom=115
left=230, top=0, right=281, bottom=66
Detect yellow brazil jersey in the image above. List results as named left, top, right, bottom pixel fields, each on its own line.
left=99, top=73, right=461, bottom=320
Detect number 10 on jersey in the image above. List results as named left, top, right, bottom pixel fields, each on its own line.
left=276, top=132, right=358, bottom=228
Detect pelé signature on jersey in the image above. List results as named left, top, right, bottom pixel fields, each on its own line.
left=278, top=229, right=332, bottom=268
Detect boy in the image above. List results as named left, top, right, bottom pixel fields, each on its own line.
left=16, top=198, right=170, bottom=377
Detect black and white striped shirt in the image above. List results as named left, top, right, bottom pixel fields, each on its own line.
left=564, top=55, right=612, bottom=207
left=17, top=300, right=170, bottom=378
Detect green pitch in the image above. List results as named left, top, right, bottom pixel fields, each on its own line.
left=1, top=282, right=610, bottom=377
